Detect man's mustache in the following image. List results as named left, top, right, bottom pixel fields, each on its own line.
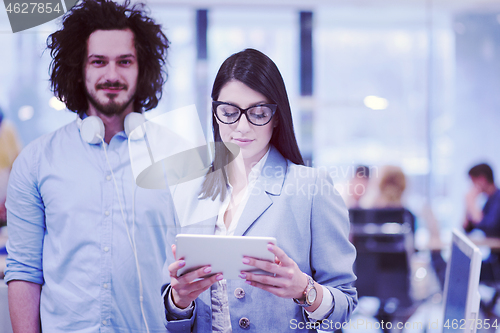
left=96, top=81, right=127, bottom=90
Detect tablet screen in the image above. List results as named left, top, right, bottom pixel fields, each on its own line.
left=176, top=234, right=277, bottom=280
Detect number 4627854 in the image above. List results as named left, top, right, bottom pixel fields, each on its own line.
left=5, top=2, right=62, bottom=14
left=444, top=319, right=499, bottom=330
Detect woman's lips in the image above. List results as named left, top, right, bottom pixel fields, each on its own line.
left=232, top=138, right=253, bottom=147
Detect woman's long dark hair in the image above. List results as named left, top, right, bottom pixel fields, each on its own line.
left=200, top=48, right=304, bottom=201
left=47, top=0, right=169, bottom=114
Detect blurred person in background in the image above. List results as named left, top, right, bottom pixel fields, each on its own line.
left=463, top=163, right=500, bottom=238
left=0, top=107, right=22, bottom=226
left=345, top=165, right=371, bottom=209
left=372, top=165, right=407, bottom=209
left=371, top=165, right=422, bottom=238
left=463, top=163, right=500, bottom=284
left=369, top=166, right=447, bottom=293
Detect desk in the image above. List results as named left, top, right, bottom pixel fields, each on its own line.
left=423, top=236, right=500, bottom=251
left=470, top=237, right=500, bottom=249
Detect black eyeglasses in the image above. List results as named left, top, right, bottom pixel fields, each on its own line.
left=212, top=101, right=277, bottom=126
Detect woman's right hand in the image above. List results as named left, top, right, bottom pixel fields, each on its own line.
left=168, top=244, right=223, bottom=309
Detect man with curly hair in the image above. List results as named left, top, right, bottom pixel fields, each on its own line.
left=4, top=1, right=172, bottom=332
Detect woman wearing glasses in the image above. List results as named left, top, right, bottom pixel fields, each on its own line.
left=163, top=49, right=357, bottom=332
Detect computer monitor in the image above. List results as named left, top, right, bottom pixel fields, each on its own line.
left=442, top=229, right=482, bottom=333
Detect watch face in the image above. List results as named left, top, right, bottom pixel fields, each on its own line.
left=307, top=287, right=317, bottom=305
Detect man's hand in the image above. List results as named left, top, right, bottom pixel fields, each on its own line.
left=465, top=186, right=483, bottom=225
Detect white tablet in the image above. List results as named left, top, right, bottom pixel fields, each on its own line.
left=175, top=234, right=277, bottom=280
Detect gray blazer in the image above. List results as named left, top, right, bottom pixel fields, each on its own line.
left=163, top=146, right=357, bottom=332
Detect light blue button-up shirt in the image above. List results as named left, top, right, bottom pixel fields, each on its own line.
left=5, top=119, right=174, bottom=332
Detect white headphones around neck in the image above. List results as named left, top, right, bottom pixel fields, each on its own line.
left=78, top=112, right=146, bottom=144
left=76, top=110, right=150, bottom=332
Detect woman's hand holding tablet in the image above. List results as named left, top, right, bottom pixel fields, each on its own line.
left=175, top=234, right=277, bottom=280
left=168, top=243, right=223, bottom=309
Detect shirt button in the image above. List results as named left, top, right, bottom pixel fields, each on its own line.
left=234, top=288, right=245, bottom=299
left=104, top=247, right=110, bottom=252
left=105, top=211, right=110, bottom=216
left=106, top=175, right=111, bottom=181
left=103, top=283, right=108, bottom=289
left=239, top=317, right=250, bottom=329
left=102, top=320, right=107, bottom=325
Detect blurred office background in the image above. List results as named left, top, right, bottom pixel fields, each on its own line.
left=1, top=0, right=500, bottom=245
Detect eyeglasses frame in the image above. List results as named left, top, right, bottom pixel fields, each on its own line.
left=212, top=101, right=277, bottom=126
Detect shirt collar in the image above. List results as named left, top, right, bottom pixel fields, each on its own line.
left=76, top=113, right=127, bottom=141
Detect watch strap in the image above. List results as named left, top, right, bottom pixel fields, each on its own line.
left=293, top=274, right=315, bottom=307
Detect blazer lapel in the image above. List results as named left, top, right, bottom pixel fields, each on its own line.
left=233, top=146, right=287, bottom=236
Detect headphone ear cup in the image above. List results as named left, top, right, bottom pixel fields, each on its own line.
left=80, top=116, right=105, bottom=144
left=124, top=112, right=146, bottom=140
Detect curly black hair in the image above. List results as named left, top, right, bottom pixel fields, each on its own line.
left=47, top=0, right=169, bottom=114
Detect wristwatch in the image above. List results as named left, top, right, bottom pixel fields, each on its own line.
left=293, top=274, right=317, bottom=307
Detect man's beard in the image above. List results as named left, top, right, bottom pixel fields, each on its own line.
left=86, top=82, right=135, bottom=116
